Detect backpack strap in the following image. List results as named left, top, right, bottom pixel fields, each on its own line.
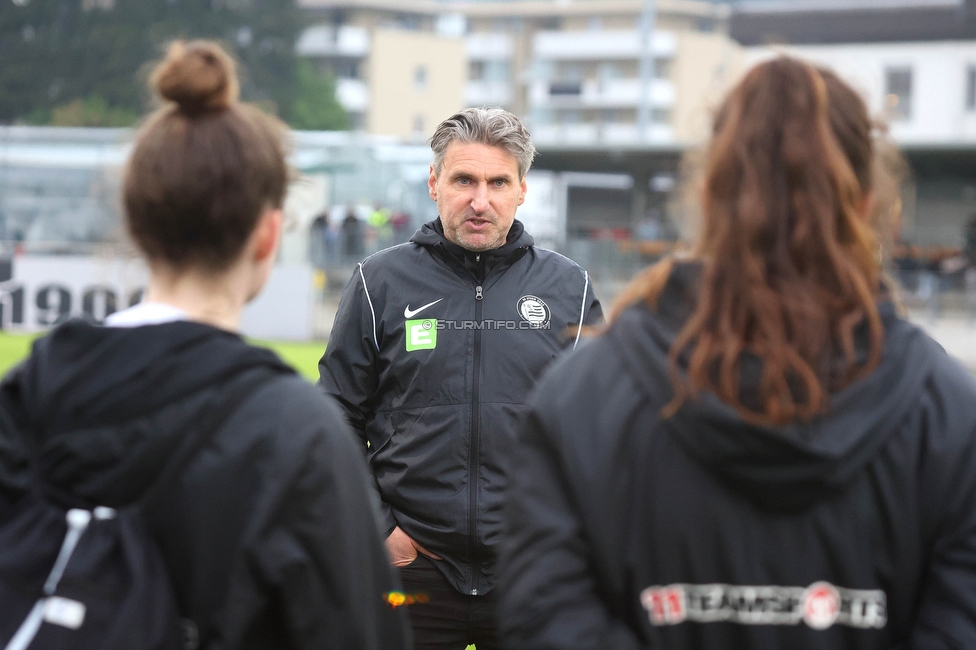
left=138, top=368, right=274, bottom=510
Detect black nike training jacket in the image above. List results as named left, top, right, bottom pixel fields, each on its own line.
left=319, top=218, right=603, bottom=596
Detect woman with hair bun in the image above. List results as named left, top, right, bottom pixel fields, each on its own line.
left=499, top=57, right=976, bottom=648
left=0, top=41, right=408, bottom=649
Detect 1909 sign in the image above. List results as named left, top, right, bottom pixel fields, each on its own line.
left=0, top=283, right=144, bottom=328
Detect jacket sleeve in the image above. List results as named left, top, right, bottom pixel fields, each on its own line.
left=250, top=405, right=411, bottom=650
left=582, top=274, right=604, bottom=327
left=318, top=267, right=379, bottom=439
left=498, top=402, right=643, bottom=650
left=317, top=267, right=397, bottom=534
left=909, top=418, right=976, bottom=647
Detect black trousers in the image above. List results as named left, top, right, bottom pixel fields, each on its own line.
left=398, top=555, right=499, bottom=650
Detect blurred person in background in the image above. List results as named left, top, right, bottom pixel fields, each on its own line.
left=319, top=107, right=602, bottom=649
left=309, top=210, right=329, bottom=268
left=342, top=206, right=364, bottom=262
left=499, top=57, right=976, bottom=648
left=368, top=204, right=393, bottom=249
left=0, top=41, right=408, bottom=650
left=391, top=210, right=411, bottom=244
left=965, top=214, right=976, bottom=267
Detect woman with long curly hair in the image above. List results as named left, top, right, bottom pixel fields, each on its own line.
left=499, top=57, right=976, bottom=649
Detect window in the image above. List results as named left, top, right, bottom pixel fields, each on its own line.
left=327, top=9, right=347, bottom=27
left=967, top=65, right=976, bottom=111
left=654, top=58, right=673, bottom=80
left=885, top=67, right=913, bottom=120
left=600, top=109, right=630, bottom=125
left=483, top=61, right=509, bottom=84
left=599, top=63, right=623, bottom=85
left=414, top=66, right=427, bottom=91
left=333, top=60, right=360, bottom=80
left=560, top=110, right=583, bottom=125
left=550, top=81, right=582, bottom=96
left=469, top=61, right=485, bottom=82
left=436, top=13, right=467, bottom=37
left=529, top=108, right=554, bottom=126
left=394, top=13, right=421, bottom=30
left=413, top=114, right=425, bottom=135
left=538, top=17, right=562, bottom=31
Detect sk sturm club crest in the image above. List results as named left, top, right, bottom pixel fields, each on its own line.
left=517, top=295, right=550, bottom=328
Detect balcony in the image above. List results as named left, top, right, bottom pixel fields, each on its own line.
left=601, top=123, right=673, bottom=145
left=466, top=32, right=513, bottom=61
left=531, top=124, right=599, bottom=145
left=533, top=30, right=676, bottom=61
left=528, top=78, right=675, bottom=110
left=530, top=122, right=674, bottom=147
left=465, top=81, right=512, bottom=107
left=296, top=24, right=369, bottom=58
left=336, top=79, right=369, bottom=112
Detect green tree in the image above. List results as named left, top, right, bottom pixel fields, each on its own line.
left=0, top=0, right=304, bottom=125
left=289, top=60, right=348, bottom=131
left=46, top=94, right=139, bottom=127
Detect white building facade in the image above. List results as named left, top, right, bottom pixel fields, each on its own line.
left=526, top=30, right=678, bottom=146
left=747, top=40, right=976, bottom=247
left=746, top=40, right=976, bottom=147
left=295, top=0, right=739, bottom=147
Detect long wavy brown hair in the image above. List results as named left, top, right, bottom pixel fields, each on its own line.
left=614, top=57, right=886, bottom=426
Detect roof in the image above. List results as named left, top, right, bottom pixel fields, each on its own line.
left=730, top=0, right=976, bottom=44
left=734, top=0, right=962, bottom=13
left=299, top=0, right=722, bottom=19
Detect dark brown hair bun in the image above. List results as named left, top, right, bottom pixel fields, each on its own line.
left=151, top=40, right=239, bottom=115
left=126, top=39, right=287, bottom=271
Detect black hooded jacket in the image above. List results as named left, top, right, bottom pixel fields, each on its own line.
left=318, top=219, right=602, bottom=596
left=499, top=263, right=976, bottom=649
left=0, top=320, right=409, bottom=650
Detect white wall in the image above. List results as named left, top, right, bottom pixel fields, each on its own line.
left=746, top=40, right=976, bottom=146
left=517, top=170, right=563, bottom=250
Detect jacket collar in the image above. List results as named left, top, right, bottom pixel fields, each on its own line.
left=410, top=218, right=534, bottom=257
left=410, top=219, right=534, bottom=283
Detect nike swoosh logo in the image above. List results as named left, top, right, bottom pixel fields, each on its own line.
left=404, top=298, right=443, bottom=319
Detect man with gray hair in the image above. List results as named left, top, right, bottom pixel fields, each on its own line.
left=318, top=107, right=602, bottom=648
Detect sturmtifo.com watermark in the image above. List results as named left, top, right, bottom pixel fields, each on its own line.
left=435, top=320, right=550, bottom=330
left=405, top=317, right=550, bottom=351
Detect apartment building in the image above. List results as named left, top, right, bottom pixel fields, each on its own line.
left=295, top=3, right=462, bottom=138
left=297, top=0, right=742, bottom=146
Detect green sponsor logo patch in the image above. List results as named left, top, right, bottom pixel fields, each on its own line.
left=405, top=318, right=437, bottom=351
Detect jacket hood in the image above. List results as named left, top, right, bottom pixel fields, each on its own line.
left=610, top=263, right=939, bottom=511
left=410, top=218, right=534, bottom=254
left=1, top=320, right=292, bottom=504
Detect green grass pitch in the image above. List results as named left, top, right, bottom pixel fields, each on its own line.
left=0, top=331, right=326, bottom=382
